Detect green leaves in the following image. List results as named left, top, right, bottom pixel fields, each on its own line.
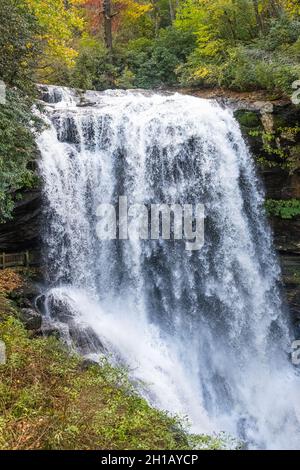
left=174, top=1, right=300, bottom=95
left=124, top=28, right=195, bottom=88
left=0, top=0, right=41, bottom=90
left=0, top=88, right=43, bottom=222
left=265, top=199, right=300, bottom=219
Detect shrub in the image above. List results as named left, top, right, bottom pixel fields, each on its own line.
left=265, top=199, right=300, bottom=219
left=71, top=38, right=118, bottom=90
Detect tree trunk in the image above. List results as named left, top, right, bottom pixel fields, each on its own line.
left=151, top=0, right=160, bottom=36
left=169, top=0, right=175, bottom=22
left=252, top=0, right=264, bottom=34
left=268, top=0, right=282, bottom=18
left=223, top=10, right=236, bottom=41
left=103, top=0, right=113, bottom=62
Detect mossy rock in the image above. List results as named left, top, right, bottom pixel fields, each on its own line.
left=234, top=110, right=261, bottom=129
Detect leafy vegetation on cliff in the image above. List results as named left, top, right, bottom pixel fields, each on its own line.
left=0, top=0, right=43, bottom=221
left=265, top=198, right=300, bottom=219
left=249, top=126, right=300, bottom=172
left=0, top=90, right=42, bottom=222
left=0, top=0, right=41, bottom=90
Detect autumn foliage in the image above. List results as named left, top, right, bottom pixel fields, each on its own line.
left=1, top=1, right=300, bottom=95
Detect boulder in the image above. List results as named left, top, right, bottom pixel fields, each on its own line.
left=44, top=295, right=76, bottom=323
left=271, top=217, right=300, bottom=255
left=78, top=358, right=100, bottom=371
left=9, top=284, right=42, bottom=308
left=69, top=323, right=105, bottom=355
left=19, top=308, right=42, bottom=330
left=280, top=254, right=300, bottom=323
left=34, top=319, right=61, bottom=339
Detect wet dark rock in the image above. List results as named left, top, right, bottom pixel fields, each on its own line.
left=36, top=320, right=61, bottom=339
left=53, top=115, right=80, bottom=145
left=35, top=294, right=47, bottom=315
left=43, top=294, right=76, bottom=323
left=262, top=167, right=300, bottom=200
left=76, top=100, right=96, bottom=108
left=233, top=100, right=300, bottom=180
left=0, top=189, right=42, bottom=253
left=271, top=218, right=300, bottom=255
left=38, top=85, right=64, bottom=104
left=9, top=284, right=42, bottom=308
left=69, top=323, right=104, bottom=355
left=233, top=101, right=300, bottom=256
left=280, top=255, right=300, bottom=322
left=289, top=291, right=300, bottom=319
left=78, top=358, right=100, bottom=371
left=19, top=308, right=42, bottom=330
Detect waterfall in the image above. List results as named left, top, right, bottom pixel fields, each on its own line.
left=36, top=85, right=300, bottom=449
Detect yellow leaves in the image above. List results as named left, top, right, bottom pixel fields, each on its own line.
left=258, top=1, right=300, bottom=17
left=69, top=0, right=86, bottom=5
left=175, top=0, right=207, bottom=33
left=25, top=0, right=85, bottom=71
left=196, top=24, right=213, bottom=45
left=258, top=1, right=264, bottom=14
left=26, top=0, right=85, bottom=37
left=194, top=21, right=225, bottom=57
left=121, top=0, right=153, bottom=21
left=282, top=0, right=300, bottom=16
left=191, top=66, right=210, bottom=80
left=199, top=39, right=226, bottom=57
left=47, top=38, right=79, bottom=66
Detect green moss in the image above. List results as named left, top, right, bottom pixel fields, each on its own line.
left=234, top=110, right=261, bottom=129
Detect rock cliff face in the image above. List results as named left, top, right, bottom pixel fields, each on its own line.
left=232, top=100, right=300, bottom=256
left=0, top=189, right=41, bottom=252
left=229, top=95, right=300, bottom=321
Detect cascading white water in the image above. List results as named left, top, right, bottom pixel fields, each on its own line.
left=36, top=85, right=300, bottom=449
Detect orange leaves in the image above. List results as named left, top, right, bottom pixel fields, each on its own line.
left=83, top=0, right=152, bottom=35
left=0, top=268, right=23, bottom=293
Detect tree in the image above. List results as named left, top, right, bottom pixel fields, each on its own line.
left=103, top=0, right=114, bottom=60
left=25, top=0, right=86, bottom=81
left=252, top=0, right=265, bottom=33
left=174, top=0, right=300, bottom=94
left=0, top=0, right=41, bottom=88
left=84, top=0, right=152, bottom=61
